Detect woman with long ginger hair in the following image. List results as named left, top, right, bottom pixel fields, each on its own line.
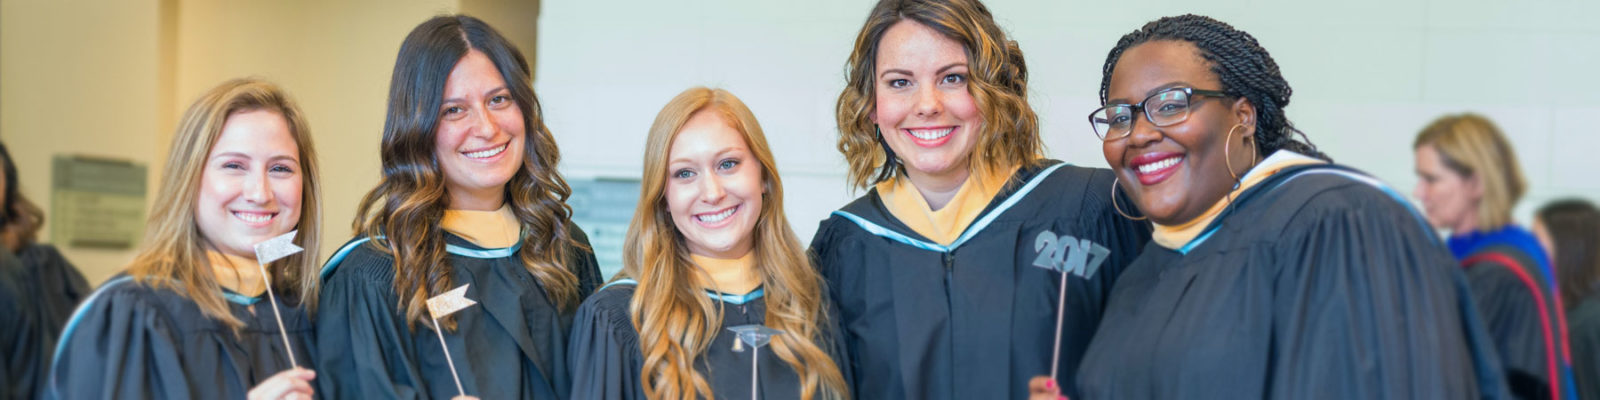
left=568, top=87, right=850, bottom=400
left=315, top=15, right=601, bottom=400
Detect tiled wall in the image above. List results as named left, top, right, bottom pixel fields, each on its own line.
left=536, top=0, right=1600, bottom=240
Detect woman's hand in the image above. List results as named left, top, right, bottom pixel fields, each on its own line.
left=247, top=368, right=316, bottom=400
left=1028, top=376, right=1068, bottom=400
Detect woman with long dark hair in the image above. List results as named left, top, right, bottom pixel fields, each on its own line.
left=315, top=15, right=600, bottom=399
left=0, top=140, right=90, bottom=400
left=1535, top=199, right=1600, bottom=400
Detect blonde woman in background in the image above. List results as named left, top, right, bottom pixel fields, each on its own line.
left=568, top=87, right=850, bottom=400
left=49, top=78, right=323, bottom=400
left=1415, top=113, right=1577, bottom=399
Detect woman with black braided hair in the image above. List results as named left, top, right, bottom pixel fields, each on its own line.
left=1029, top=14, right=1508, bottom=399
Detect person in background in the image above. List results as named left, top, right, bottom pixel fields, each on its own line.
left=1041, top=14, right=1506, bottom=399
left=0, top=140, right=90, bottom=400
left=49, top=78, right=323, bottom=399
left=813, top=0, right=1152, bottom=398
left=1415, top=113, right=1577, bottom=399
left=315, top=14, right=601, bottom=400
left=1534, top=199, right=1600, bottom=400
left=568, top=87, right=850, bottom=400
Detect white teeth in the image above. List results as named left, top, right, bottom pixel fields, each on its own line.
left=465, top=144, right=508, bottom=159
left=908, top=128, right=954, bottom=141
left=696, top=206, right=737, bottom=223
left=235, top=212, right=272, bottom=223
left=1137, top=156, right=1182, bottom=175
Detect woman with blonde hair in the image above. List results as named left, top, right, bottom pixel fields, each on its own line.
left=49, top=77, right=323, bottom=399
left=1415, top=113, right=1577, bottom=399
left=316, top=15, right=600, bottom=400
left=568, top=87, right=850, bottom=400
left=811, top=0, right=1150, bottom=398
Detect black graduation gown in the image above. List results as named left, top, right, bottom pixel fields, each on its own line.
left=315, top=228, right=601, bottom=400
left=808, top=161, right=1152, bottom=400
left=0, top=244, right=89, bottom=400
left=1462, top=244, right=1578, bottom=399
left=47, top=273, right=317, bottom=400
left=1076, top=164, right=1509, bottom=399
left=1567, top=294, right=1600, bottom=400
left=567, top=281, right=852, bottom=399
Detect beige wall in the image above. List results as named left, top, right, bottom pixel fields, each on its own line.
left=0, top=0, right=169, bottom=284
left=1, top=0, right=509, bottom=285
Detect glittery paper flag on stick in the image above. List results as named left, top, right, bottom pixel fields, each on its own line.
left=727, top=325, right=783, bottom=400
left=427, top=284, right=478, bottom=398
left=253, top=230, right=303, bottom=265
left=251, top=230, right=306, bottom=369
left=427, top=284, right=478, bottom=319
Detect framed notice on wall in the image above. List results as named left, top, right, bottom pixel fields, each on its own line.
left=51, top=155, right=147, bottom=249
left=568, top=177, right=641, bottom=279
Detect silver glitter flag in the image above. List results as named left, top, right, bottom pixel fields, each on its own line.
left=253, top=230, right=304, bottom=265
left=427, top=284, right=478, bottom=319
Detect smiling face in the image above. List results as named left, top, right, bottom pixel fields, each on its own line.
left=1413, top=144, right=1481, bottom=232
left=195, top=109, right=303, bottom=259
left=1102, top=40, right=1256, bottom=225
left=434, top=49, right=526, bottom=210
left=663, top=110, right=764, bottom=259
left=872, top=20, right=984, bottom=185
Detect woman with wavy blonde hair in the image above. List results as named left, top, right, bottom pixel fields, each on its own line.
left=569, top=87, right=849, bottom=400
left=50, top=77, right=324, bottom=399
left=811, top=0, right=1150, bottom=398
left=316, top=15, right=601, bottom=400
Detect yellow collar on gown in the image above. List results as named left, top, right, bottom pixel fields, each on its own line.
left=689, top=251, right=760, bottom=295
left=1151, top=151, right=1326, bottom=249
left=207, top=250, right=265, bottom=297
left=442, top=203, right=521, bottom=248
left=876, top=165, right=1018, bottom=246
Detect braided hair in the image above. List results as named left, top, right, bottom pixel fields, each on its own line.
left=1099, top=14, right=1327, bottom=161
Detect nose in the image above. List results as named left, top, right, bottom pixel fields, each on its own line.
left=1124, top=114, right=1162, bottom=149
left=243, top=168, right=274, bottom=204
left=699, top=173, right=726, bottom=205
left=468, top=105, right=501, bottom=140
left=914, top=84, right=943, bottom=118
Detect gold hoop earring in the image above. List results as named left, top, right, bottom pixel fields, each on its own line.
left=1110, top=176, right=1147, bottom=221
left=1222, top=124, right=1258, bottom=189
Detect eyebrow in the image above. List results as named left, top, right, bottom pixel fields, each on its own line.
left=1108, top=81, right=1193, bottom=104
left=211, top=152, right=299, bottom=163
left=877, top=62, right=967, bottom=79
left=667, top=147, right=747, bottom=167
left=442, top=86, right=509, bottom=104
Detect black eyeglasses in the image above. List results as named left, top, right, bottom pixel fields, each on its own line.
left=1088, top=87, right=1231, bottom=141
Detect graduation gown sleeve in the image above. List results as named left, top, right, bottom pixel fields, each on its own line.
left=567, top=286, right=645, bottom=400
left=1464, top=258, right=1558, bottom=398
left=1267, top=187, right=1507, bottom=398
left=1568, top=296, right=1600, bottom=400
left=49, top=284, right=197, bottom=400
left=314, top=252, right=431, bottom=400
